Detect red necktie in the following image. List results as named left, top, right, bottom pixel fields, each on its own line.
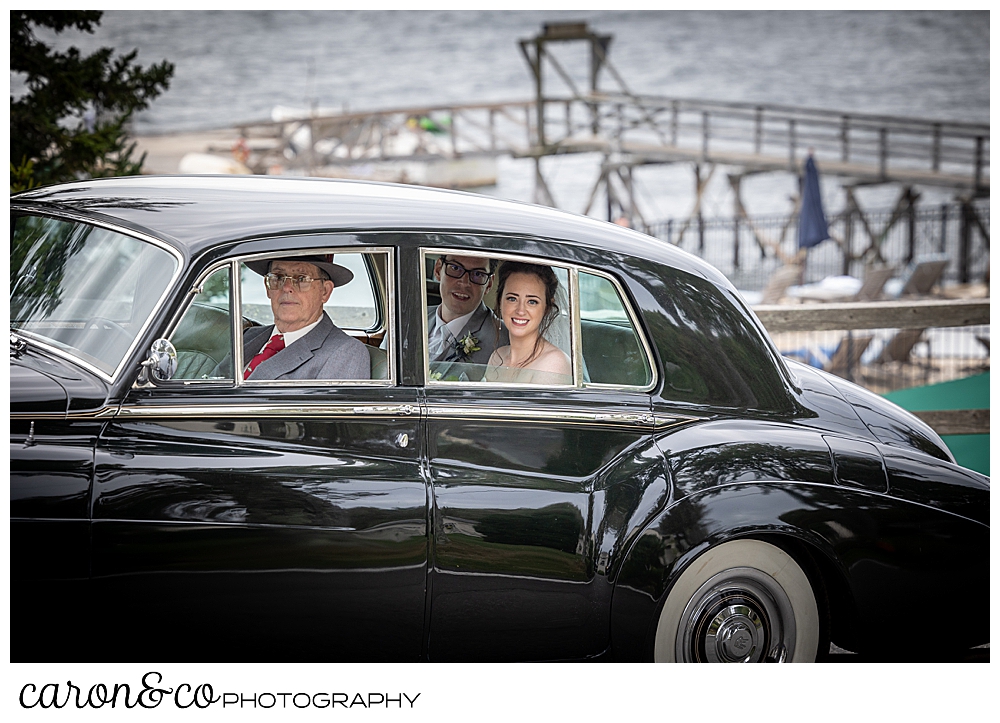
left=244, top=334, right=284, bottom=379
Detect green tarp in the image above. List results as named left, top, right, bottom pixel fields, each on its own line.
left=883, top=372, right=989, bottom=476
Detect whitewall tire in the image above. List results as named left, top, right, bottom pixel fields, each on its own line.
left=653, top=539, right=820, bottom=662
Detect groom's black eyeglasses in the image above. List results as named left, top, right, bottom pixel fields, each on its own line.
left=443, top=260, right=492, bottom=285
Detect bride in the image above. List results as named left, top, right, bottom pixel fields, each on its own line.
left=484, top=261, right=572, bottom=384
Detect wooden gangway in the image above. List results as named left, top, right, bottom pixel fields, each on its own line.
left=226, top=93, right=988, bottom=197
left=140, top=21, right=988, bottom=227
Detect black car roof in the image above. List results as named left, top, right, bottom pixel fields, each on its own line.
left=13, top=174, right=731, bottom=288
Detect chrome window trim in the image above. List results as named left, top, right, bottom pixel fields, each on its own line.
left=148, top=246, right=395, bottom=388
left=9, top=207, right=185, bottom=384
left=569, top=267, right=585, bottom=384
left=364, top=247, right=389, bottom=333
left=241, top=377, right=395, bottom=388
left=231, top=258, right=245, bottom=382
left=420, top=245, right=658, bottom=393
left=12, top=402, right=691, bottom=430
left=239, top=246, right=395, bottom=387
left=111, top=403, right=418, bottom=419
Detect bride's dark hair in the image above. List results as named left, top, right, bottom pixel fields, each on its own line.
left=494, top=261, right=560, bottom=368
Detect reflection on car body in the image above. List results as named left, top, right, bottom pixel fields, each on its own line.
left=10, top=176, right=988, bottom=662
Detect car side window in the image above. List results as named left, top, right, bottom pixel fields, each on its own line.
left=167, top=249, right=390, bottom=384
left=424, top=249, right=574, bottom=386
left=238, top=250, right=388, bottom=382
left=169, top=265, right=234, bottom=380
left=578, top=271, right=653, bottom=388
left=239, top=252, right=379, bottom=333
left=651, top=272, right=792, bottom=410
left=423, top=249, right=653, bottom=390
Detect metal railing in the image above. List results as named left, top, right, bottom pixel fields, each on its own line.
left=646, top=201, right=990, bottom=292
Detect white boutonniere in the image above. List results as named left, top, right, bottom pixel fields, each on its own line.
left=454, top=332, right=480, bottom=359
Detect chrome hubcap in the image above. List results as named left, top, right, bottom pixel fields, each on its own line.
left=706, top=603, right=764, bottom=662
left=677, top=567, right=796, bottom=663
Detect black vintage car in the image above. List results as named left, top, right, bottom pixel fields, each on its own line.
left=10, top=176, right=988, bottom=662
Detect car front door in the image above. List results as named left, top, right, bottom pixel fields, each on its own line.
left=91, top=243, right=427, bottom=661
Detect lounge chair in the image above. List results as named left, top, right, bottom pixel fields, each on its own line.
left=822, top=333, right=875, bottom=376
left=884, top=253, right=950, bottom=298
left=853, top=266, right=896, bottom=301
left=761, top=264, right=804, bottom=304
left=741, top=264, right=803, bottom=305
left=876, top=328, right=928, bottom=364
left=864, top=327, right=934, bottom=388
left=781, top=332, right=873, bottom=380
left=785, top=266, right=894, bottom=303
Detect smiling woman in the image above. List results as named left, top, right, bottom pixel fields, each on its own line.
left=485, top=261, right=571, bottom=385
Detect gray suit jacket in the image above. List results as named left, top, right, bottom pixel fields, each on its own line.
left=236, top=313, right=371, bottom=380
left=428, top=303, right=508, bottom=366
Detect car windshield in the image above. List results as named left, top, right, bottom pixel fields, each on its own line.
left=10, top=214, right=179, bottom=376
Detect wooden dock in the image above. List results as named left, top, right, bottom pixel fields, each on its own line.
left=134, top=22, right=989, bottom=219
left=134, top=94, right=989, bottom=192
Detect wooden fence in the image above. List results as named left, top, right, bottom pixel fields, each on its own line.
left=754, top=298, right=990, bottom=435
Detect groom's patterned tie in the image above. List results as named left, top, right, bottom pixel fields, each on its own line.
left=428, top=325, right=452, bottom=361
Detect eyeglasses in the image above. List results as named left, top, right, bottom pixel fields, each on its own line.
left=443, top=260, right=492, bottom=285
left=264, top=273, right=326, bottom=291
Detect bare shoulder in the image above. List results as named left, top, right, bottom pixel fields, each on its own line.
left=533, top=341, right=571, bottom=375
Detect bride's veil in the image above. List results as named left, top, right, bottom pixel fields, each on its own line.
left=544, top=281, right=572, bottom=359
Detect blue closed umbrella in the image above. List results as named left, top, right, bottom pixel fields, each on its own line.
left=798, top=155, right=829, bottom=249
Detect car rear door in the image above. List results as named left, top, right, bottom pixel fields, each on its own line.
left=419, top=245, right=663, bottom=661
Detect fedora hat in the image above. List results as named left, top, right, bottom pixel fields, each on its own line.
left=246, top=253, right=353, bottom=287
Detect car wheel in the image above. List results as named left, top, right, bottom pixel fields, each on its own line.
left=653, top=539, right=820, bottom=662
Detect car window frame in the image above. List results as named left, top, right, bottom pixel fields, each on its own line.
left=158, top=246, right=396, bottom=388
left=420, top=246, right=657, bottom=393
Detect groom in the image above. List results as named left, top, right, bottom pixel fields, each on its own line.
left=427, top=254, right=508, bottom=374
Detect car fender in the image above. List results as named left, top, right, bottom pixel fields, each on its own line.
left=608, top=479, right=848, bottom=659
left=609, top=476, right=989, bottom=659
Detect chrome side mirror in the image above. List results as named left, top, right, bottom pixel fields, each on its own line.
left=142, top=338, right=178, bottom=382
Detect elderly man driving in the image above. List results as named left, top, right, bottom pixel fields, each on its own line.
left=239, top=254, right=370, bottom=380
